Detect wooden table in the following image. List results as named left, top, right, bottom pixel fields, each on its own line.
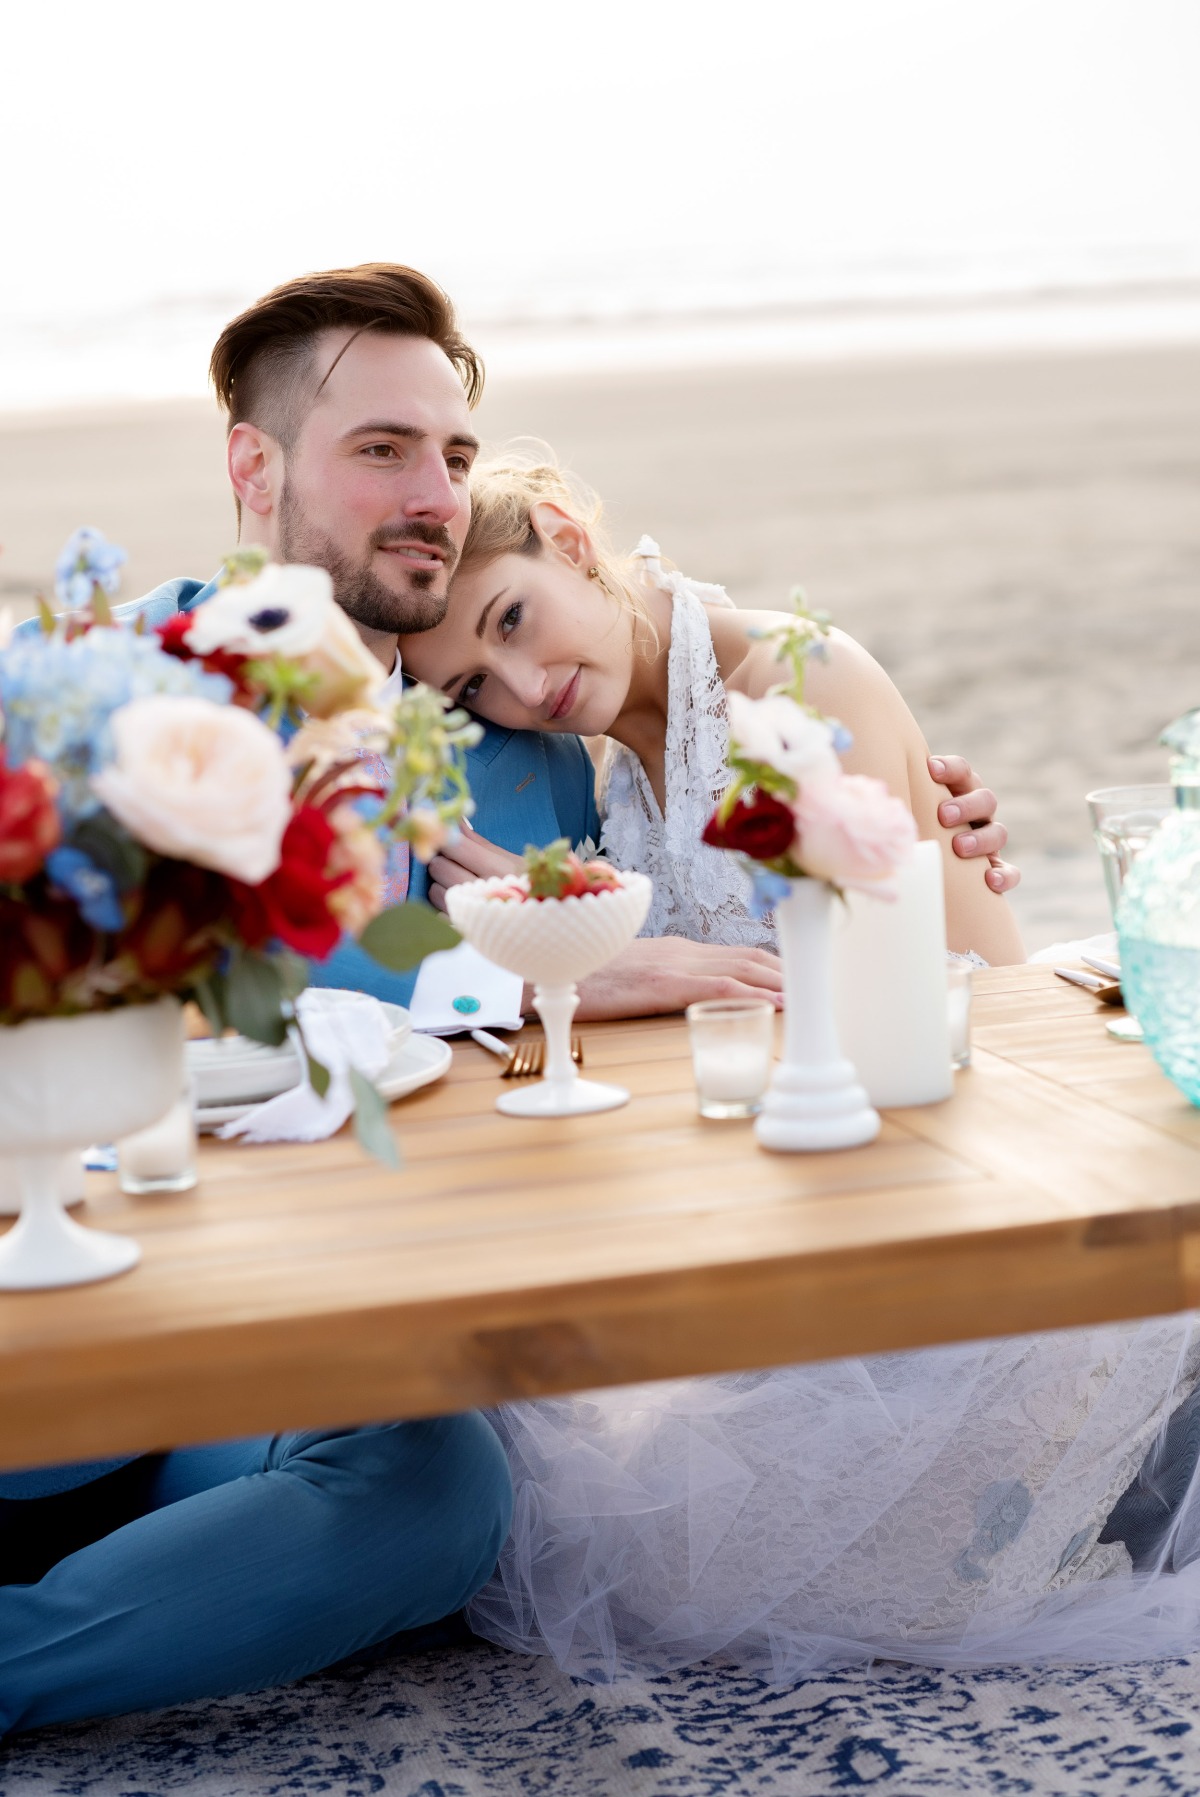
left=4, top=964, right=1200, bottom=1473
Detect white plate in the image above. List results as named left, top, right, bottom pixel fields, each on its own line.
left=188, top=1002, right=413, bottom=1108
left=187, top=1038, right=302, bottom=1108
left=378, top=1032, right=452, bottom=1101
left=195, top=1101, right=259, bottom=1134
left=196, top=1031, right=450, bottom=1134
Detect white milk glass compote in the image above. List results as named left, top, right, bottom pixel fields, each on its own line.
left=0, top=999, right=184, bottom=1288
left=447, top=871, right=652, bottom=1117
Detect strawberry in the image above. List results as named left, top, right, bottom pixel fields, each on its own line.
left=581, top=861, right=621, bottom=893
left=522, top=839, right=622, bottom=901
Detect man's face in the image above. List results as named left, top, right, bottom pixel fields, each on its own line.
left=277, top=331, right=479, bottom=637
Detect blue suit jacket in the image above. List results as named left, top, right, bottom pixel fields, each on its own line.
left=111, top=577, right=602, bottom=1008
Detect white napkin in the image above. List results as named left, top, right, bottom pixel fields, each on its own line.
left=409, top=941, right=525, bottom=1037
left=1028, top=929, right=1118, bottom=967
left=219, top=989, right=392, bottom=1143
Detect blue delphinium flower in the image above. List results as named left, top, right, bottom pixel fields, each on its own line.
left=45, top=846, right=124, bottom=932
left=747, top=868, right=793, bottom=920
left=54, top=528, right=128, bottom=610
left=0, top=628, right=232, bottom=821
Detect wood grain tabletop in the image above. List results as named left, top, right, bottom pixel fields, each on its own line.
left=3, top=964, right=1200, bottom=1472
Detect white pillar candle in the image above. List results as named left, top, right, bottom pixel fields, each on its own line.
left=831, top=838, right=953, bottom=1108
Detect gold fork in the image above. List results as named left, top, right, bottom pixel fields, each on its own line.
left=469, top=1027, right=585, bottom=1078
left=503, top=1035, right=584, bottom=1079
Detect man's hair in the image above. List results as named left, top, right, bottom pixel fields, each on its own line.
left=209, top=263, right=484, bottom=449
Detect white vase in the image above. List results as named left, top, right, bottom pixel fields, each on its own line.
left=0, top=999, right=184, bottom=1289
left=755, top=878, right=881, bottom=1153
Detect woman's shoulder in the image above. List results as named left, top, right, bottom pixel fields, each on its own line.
left=713, top=616, right=897, bottom=707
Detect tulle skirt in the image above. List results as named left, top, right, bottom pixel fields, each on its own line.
left=467, top=1316, right=1200, bottom=1683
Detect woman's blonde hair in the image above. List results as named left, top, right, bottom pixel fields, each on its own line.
left=460, top=444, right=655, bottom=640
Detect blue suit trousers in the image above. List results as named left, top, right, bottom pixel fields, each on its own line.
left=0, top=1414, right=511, bottom=1733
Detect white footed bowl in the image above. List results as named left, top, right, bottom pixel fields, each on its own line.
left=0, top=1154, right=84, bottom=1218
left=0, top=999, right=184, bottom=1288
left=446, top=872, right=652, bottom=988
left=447, top=871, right=653, bottom=1120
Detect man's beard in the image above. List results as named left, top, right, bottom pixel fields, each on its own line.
left=278, top=481, right=457, bottom=636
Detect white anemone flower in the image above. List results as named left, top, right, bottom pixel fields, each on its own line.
left=187, top=563, right=386, bottom=717
left=726, top=690, right=841, bottom=785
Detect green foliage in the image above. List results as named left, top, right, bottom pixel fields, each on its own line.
left=751, top=590, right=833, bottom=708
left=375, top=683, right=481, bottom=844
left=350, top=1066, right=400, bottom=1169
left=306, top=1053, right=331, bottom=1099
left=222, top=947, right=291, bottom=1047
left=69, top=814, right=149, bottom=894
left=524, top=838, right=575, bottom=899
left=217, top=546, right=269, bottom=587
left=359, top=900, right=459, bottom=971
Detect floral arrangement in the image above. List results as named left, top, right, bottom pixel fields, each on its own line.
left=0, top=530, right=479, bottom=1151
left=702, top=596, right=916, bottom=913
left=485, top=839, right=623, bottom=904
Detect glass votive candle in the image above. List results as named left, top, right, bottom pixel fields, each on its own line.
left=947, top=964, right=973, bottom=1071
left=117, top=1086, right=198, bottom=1196
left=685, top=999, right=775, bottom=1119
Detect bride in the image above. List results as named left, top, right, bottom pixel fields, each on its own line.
left=398, top=454, right=1200, bottom=1682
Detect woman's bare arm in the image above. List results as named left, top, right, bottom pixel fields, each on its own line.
left=720, top=618, right=1025, bottom=966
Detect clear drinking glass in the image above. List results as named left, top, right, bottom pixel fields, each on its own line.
left=947, top=964, right=972, bottom=1070
left=1087, top=785, right=1175, bottom=923
left=685, top=999, right=775, bottom=1119
left=117, top=1086, right=198, bottom=1195
left=1086, top=785, right=1174, bottom=1043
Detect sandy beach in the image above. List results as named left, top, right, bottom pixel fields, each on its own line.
left=2, top=342, right=1197, bottom=948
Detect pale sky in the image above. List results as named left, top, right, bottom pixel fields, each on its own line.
left=3, top=0, right=1198, bottom=401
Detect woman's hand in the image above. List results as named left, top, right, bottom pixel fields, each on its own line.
left=427, top=827, right=525, bottom=913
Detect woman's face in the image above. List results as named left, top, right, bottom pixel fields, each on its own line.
left=398, top=548, right=635, bottom=735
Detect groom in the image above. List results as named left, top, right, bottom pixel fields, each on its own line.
left=0, top=263, right=1015, bottom=1735
left=124, top=262, right=1016, bottom=1019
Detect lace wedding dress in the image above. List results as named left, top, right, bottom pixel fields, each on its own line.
left=465, top=547, right=1200, bottom=1681
left=596, top=539, right=774, bottom=950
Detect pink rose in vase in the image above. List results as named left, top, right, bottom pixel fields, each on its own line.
left=794, top=774, right=916, bottom=891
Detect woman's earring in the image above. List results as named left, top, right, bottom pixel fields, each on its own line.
left=588, top=565, right=618, bottom=601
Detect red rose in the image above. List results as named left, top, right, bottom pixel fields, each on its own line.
left=231, top=805, right=350, bottom=961
left=0, top=754, right=62, bottom=883
left=702, top=790, right=797, bottom=862
left=156, top=614, right=254, bottom=697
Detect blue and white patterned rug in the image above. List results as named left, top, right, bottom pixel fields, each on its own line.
left=4, top=1645, right=1200, bottom=1796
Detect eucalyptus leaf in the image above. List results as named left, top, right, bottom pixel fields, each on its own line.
left=192, top=975, right=227, bottom=1041
left=224, top=949, right=288, bottom=1047
left=71, top=815, right=149, bottom=893
left=306, top=1053, right=331, bottom=1100
left=274, top=950, right=309, bottom=1003
left=359, top=901, right=459, bottom=972
left=350, top=1067, right=401, bottom=1169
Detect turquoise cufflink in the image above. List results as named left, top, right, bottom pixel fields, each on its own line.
left=452, top=995, right=482, bottom=1016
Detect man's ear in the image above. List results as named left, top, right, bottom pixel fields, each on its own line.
left=228, top=423, right=283, bottom=522
left=529, top=501, right=592, bottom=570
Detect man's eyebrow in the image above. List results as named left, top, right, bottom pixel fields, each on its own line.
left=448, top=432, right=481, bottom=455
left=340, top=420, right=424, bottom=442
